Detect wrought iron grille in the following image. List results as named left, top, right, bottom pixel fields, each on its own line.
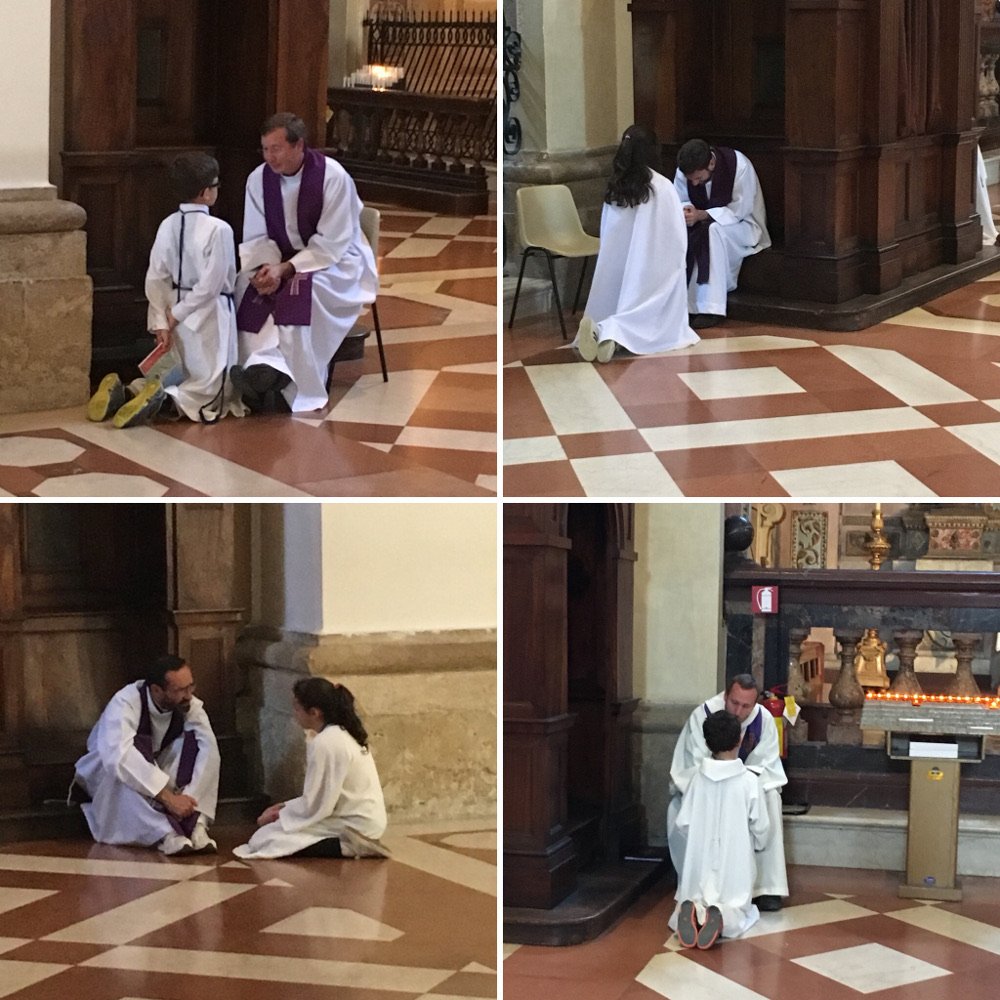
left=503, top=19, right=522, bottom=155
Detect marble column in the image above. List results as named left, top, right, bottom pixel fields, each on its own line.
left=828, top=628, right=864, bottom=745
left=503, top=0, right=634, bottom=280
left=950, top=633, right=983, bottom=697
left=891, top=628, right=924, bottom=696
left=0, top=1, right=91, bottom=414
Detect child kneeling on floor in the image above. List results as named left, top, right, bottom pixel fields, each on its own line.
left=87, top=152, right=246, bottom=428
left=669, top=709, right=771, bottom=949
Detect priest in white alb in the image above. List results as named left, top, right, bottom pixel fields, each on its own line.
left=668, top=673, right=788, bottom=910
left=233, top=112, right=378, bottom=413
left=72, top=655, right=220, bottom=856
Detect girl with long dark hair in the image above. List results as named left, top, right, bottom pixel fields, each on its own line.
left=234, top=677, right=388, bottom=859
left=575, top=124, right=699, bottom=362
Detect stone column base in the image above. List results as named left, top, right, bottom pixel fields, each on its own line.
left=236, top=627, right=497, bottom=824
left=0, top=191, right=91, bottom=414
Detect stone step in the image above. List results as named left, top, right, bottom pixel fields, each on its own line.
left=786, top=805, right=1000, bottom=877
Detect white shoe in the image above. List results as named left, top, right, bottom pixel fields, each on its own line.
left=577, top=316, right=599, bottom=361
left=596, top=338, right=616, bottom=363
left=190, top=822, right=217, bottom=854
left=158, top=832, right=195, bottom=856
left=339, top=826, right=391, bottom=859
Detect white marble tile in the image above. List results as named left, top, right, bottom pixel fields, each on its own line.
left=0, top=436, right=84, bottom=467
left=381, top=266, right=495, bottom=285
left=947, top=421, right=1000, bottom=466
left=328, top=369, right=438, bottom=426
left=825, top=345, right=975, bottom=404
left=262, top=878, right=294, bottom=888
left=441, top=831, right=496, bottom=850
left=461, top=961, right=495, bottom=973
left=380, top=323, right=495, bottom=345
left=888, top=903, right=1000, bottom=954
left=792, top=942, right=949, bottom=994
left=380, top=832, right=496, bottom=896
left=364, top=441, right=395, bottom=453
left=419, top=994, right=492, bottom=1000
left=475, top=474, right=497, bottom=493
left=683, top=334, right=818, bottom=355
left=64, top=424, right=311, bottom=497
left=503, top=436, right=567, bottom=466
left=443, top=362, right=497, bottom=375
left=220, top=861, right=249, bottom=869
left=571, top=452, right=684, bottom=498
left=415, top=217, right=471, bottom=236
left=394, top=426, right=496, bottom=453
left=34, top=472, right=169, bottom=497
left=636, top=952, right=770, bottom=999
left=83, top=945, right=452, bottom=993
left=262, top=906, right=403, bottom=941
left=640, top=406, right=936, bottom=451
left=0, top=887, right=57, bottom=915
left=502, top=943, right=521, bottom=959
left=679, top=366, right=805, bottom=401
left=742, top=899, right=876, bottom=939
left=386, top=237, right=450, bottom=259
left=526, top=363, right=634, bottom=435
left=883, top=307, right=1000, bottom=337
left=0, top=853, right=213, bottom=881
left=45, top=881, right=255, bottom=944
left=0, top=940, right=29, bottom=955
left=388, top=817, right=495, bottom=838
left=0, top=960, right=70, bottom=999
left=0, top=487, right=14, bottom=497
left=772, top=460, right=937, bottom=499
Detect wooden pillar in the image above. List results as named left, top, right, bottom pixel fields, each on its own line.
left=503, top=504, right=576, bottom=909
left=165, top=504, right=245, bottom=796
left=0, top=507, right=28, bottom=807
left=629, top=0, right=683, bottom=142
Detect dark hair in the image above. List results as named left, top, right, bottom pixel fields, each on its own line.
left=604, top=124, right=662, bottom=208
left=703, top=710, right=741, bottom=755
left=293, top=677, right=369, bottom=749
left=261, top=112, right=308, bottom=144
left=726, top=672, right=760, bottom=696
left=146, top=654, right=187, bottom=689
left=677, top=138, right=712, bottom=177
left=169, top=152, right=219, bottom=202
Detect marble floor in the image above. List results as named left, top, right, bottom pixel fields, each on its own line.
left=504, top=274, right=1000, bottom=497
left=503, top=865, right=1000, bottom=1000
left=0, top=208, right=497, bottom=498
left=0, top=817, right=496, bottom=999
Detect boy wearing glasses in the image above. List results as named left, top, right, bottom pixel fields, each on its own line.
left=88, top=152, right=246, bottom=427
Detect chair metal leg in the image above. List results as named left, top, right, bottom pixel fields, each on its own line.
left=508, top=249, right=530, bottom=328
left=572, top=256, right=590, bottom=315
left=372, top=301, right=388, bottom=382
left=542, top=249, right=568, bottom=339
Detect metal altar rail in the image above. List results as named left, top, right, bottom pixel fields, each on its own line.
left=325, top=11, right=496, bottom=214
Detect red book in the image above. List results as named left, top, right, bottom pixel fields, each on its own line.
left=139, top=340, right=169, bottom=376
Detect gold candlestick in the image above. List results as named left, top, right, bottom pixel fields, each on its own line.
left=866, top=503, right=891, bottom=570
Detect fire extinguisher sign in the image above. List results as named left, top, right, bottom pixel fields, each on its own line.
left=751, top=585, right=779, bottom=614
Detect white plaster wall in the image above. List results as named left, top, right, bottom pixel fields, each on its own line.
left=321, top=503, right=497, bottom=634
left=1, top=1, right=51, bottom=190
left=254, top=503, right=497, bottom=635
left=634, top=504, right=726, bottom=704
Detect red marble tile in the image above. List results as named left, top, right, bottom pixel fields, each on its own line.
left=378, top=333, right=497, bottom=372
left=389, top=443, right=495, bottom=483
left=369, top=294, right=451, bottom=329
left=380, top=239, right=495, bottom=275
left=559, top=430, right=652, bottom=460
left=460, top=218, right=497, bottom=237
left=915, top=401, right=1000, bottom=425
left=438, top=275, right=497, bottom=304
left=503, top=460, right=586, bottom=497
left=299, top=467, right=492, bottom=496
left=504, top=367, right=556, bottom=439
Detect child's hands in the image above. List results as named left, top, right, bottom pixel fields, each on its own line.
left=166, top=307, right=179, bottom=331
left=153, top=328, right=172, bottom=350
left=256, top=803, right=284, bottom=826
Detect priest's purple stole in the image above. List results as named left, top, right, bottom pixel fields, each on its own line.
left=703, top=700, right=763, bottom=763
left=236, top=147, right=326, bottom=332
left=685, top=146, right=738, bottom=285
left=136, top=682, right=201, bottom=838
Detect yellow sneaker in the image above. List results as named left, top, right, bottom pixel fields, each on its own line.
left=87, top=373, right=128, bottom=422
left=112, top=378, right=166, bottom=429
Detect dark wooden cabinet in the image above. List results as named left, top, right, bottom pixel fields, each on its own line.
left=503, top=504, right=641, bottom=909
